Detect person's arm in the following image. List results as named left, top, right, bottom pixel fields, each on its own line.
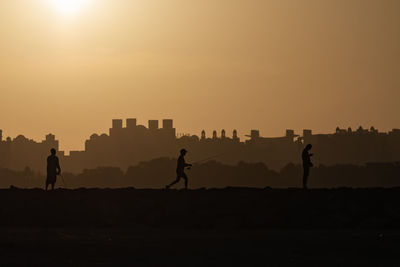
left=183, top=158, right=192, bottom=167
left=308, top=153, right=314, bottom=166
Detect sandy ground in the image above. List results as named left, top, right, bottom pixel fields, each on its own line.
left=0, top=228, right=398, bottom=266
left=0, top=188, right=399, bottom=266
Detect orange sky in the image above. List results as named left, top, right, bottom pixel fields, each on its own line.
left=0, top=0, right=399, bottom=152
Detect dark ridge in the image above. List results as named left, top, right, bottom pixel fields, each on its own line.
left=1, top=187, right=400, bottom=229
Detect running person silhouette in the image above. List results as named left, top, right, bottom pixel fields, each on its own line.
left=166, top=149, right=192, bottom=189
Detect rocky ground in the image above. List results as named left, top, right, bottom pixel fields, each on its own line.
left=0, top=187, right=399, bottom=266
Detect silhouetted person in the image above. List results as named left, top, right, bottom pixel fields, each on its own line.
left=302, top=144, right=313, bottom=189
left=166, top=149, right=192, bottom=189
left=46, top=148, right=61, bottom=191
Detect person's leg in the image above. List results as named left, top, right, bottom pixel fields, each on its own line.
left=45, top=181, right=49, bottom=191
left=166, top=175, right=181, bottom=189
left=51, top=182, right=55, bottom=190
left=303, top=167, right=309, bottom=189
left=183, top=173, right=188, bottom=189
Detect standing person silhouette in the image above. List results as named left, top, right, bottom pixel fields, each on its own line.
left=166, top=149, right=192, bottom=190
left=46, top=148, right=61, bottom=191
left=302, top=144, right=313, bottom=189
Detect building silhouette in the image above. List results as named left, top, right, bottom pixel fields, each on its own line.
left=0, top=133, right=61, bottom=173
left=1, top=118, right=400, bottom=173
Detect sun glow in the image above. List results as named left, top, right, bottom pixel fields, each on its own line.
left=46, top=0, right=92, bottom=17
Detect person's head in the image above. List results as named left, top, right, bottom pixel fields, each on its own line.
left=180, top=148, right=187, bottom=156
left=50, top=148, right=56, bottom=155
left=305, top=144, right=312, bottom=151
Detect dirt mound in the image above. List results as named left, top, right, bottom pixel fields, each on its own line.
left=1, top=187, right=399, bottom=229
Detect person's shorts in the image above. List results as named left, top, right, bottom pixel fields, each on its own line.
left=176, top=172, right=187, bottom=179
left=46, top=174, right=57, bottom=184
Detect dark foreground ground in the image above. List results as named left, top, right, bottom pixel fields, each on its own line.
left=0, top=187, right=400, bottom=266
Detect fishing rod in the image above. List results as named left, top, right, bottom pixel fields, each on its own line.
left=191, top=153, right=227, bottom=165
left=59, top=173, right=67, bottom=188
left=186, top=147, right=245, bottom=170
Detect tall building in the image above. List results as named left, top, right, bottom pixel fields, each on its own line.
left=126, top=118, right=137, bottom=128
left=162, top=119, right=173, bottom=129
left=148, top=120, right=159, bottom=130
left=112, top=119, right=123, bottom=129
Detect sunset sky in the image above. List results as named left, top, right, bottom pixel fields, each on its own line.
left=0, top=0, right=399, bottom=152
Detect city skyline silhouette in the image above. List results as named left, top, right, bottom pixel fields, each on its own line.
left=1, top=117, right=400, bottom=174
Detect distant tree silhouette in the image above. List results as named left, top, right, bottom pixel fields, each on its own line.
left=0, top=160, right=400, bottom=189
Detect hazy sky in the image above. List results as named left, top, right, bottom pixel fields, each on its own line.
left=0, top=0, right=399, bottom=152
